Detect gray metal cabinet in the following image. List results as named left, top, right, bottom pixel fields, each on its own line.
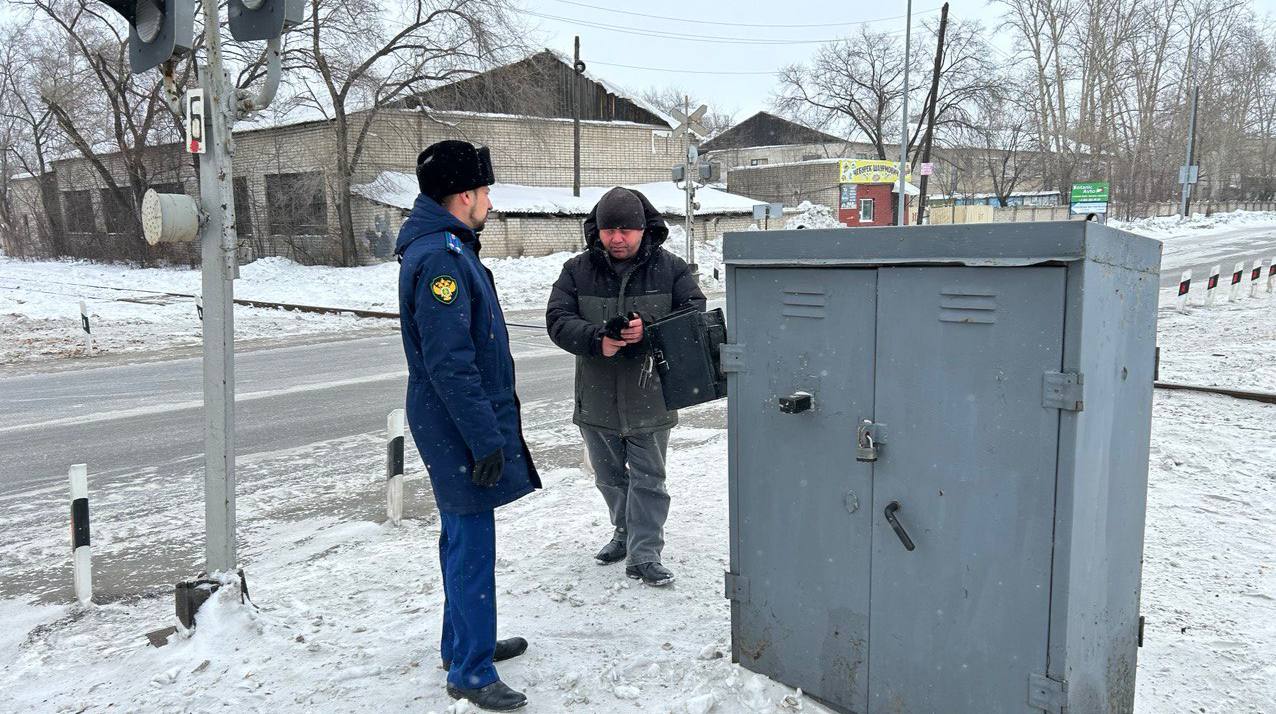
left=723, top=223, right=1160, bottom=714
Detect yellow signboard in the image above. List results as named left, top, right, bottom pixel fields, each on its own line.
left=838, top=159, right=912, bottom=185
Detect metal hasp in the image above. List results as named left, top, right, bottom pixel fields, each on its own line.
left=723, top=221, right=1161, bottom=713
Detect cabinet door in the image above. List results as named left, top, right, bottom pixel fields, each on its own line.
left=867, top=267, right=1065, bottom=713
left=730, top=268, right=878, bottom=713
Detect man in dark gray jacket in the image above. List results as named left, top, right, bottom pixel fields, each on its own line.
left=545, top=187, right=705, bottom=586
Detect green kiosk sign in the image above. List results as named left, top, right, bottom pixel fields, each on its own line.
left=1070, top=181, right=1110, bottom=215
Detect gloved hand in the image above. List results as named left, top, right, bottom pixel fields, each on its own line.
left=472, top=448, right=504, bottom=487
left=603, top=315, right=630, bottom=340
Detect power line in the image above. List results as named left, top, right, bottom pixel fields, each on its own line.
left=542, top=0, right=940, bottom=30
left=588, top=60, right=778, bottom=76
left=519, top=8, right=935, bottom=45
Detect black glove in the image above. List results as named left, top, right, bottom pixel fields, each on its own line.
left=472, top=449, right=504, bottom=487
left=603, top=314, right=629, bottom=340
left=603, top=312, right=643, bottom=340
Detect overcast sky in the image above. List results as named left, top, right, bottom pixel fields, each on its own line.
left=521, top=0, right=1276, bottom=121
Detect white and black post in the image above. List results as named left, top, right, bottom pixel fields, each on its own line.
left=1249, top=259, right=1263, bottom=298
left=1229, top=260, right=1246, bottom=302
left=1267, top=257, right=1275, bottom=293
left=69, top=464, right=92, bottom=605
left=79, top=301, right=93, bottom=355
left=386, top=409, right=405, bottom=526
left=1176, top=269, right=1192, bottom=311
left=1205, top=264, right=1221, bottom=305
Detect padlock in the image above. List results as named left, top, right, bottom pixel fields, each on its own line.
left=856, top=420, right=878, bottom=462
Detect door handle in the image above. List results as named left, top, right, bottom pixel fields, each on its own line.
left=884, top=501, right=916, bottom=551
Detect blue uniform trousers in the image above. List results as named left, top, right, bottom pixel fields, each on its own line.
left=439, top=509, right=499, bottom=690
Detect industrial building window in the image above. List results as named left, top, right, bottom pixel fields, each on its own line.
left=99, top=188, right=131, bottom=234
left=233, top=177, right=253, bottom=238
left=801, top=153, right=821, bottom=161
left=266, top=171, right=327, bottom=235
left=63, top=190, right=95, bottom=233
left=859, top=198, right=875, bottom=222
left=750, top=158, right=768, bottom=166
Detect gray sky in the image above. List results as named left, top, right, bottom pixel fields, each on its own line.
left=522, top=0, right=1276, bottom=121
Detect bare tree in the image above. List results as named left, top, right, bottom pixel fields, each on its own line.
left=15, top=0, right=189, bottom=262
left=775, top=19, right=996, bottom=163
left=295, top=0, right=524, bottom=266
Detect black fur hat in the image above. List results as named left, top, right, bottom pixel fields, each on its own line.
left=416, top=140, right=495, bottom=202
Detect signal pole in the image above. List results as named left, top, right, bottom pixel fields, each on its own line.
left=198, top=0, right=240, bottom=573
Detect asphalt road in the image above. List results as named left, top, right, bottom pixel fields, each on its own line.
left=0, top=318, right=573, bottom=500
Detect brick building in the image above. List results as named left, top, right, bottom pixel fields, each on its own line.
left=4, top=51, right=741, bottom=263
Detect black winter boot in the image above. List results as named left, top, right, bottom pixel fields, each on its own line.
left=442, top=637, right=528, bottom=670
left=626, top=562, right=675, bottom=586
left=446, top=680, right=528, bottom=711
left=594, top=538, right=627, bottom=565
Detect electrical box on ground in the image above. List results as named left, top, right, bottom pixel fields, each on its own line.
left=723, top=222, right=1161, bottom=714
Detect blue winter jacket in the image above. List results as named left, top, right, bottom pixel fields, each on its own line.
left=395, top=194, right=540, bottom=514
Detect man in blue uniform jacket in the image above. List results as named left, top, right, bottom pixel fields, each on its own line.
left=396, top=139, right=541, bottom=711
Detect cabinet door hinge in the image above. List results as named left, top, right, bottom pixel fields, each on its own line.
left=1043, top=371, right=1085, bottom=411
left=1028, top=673, right=1069, bottom=714
left=724, top=571, right=750, bottom=602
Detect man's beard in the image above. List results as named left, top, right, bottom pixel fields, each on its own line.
left=470, top=209, right=487, bottom=233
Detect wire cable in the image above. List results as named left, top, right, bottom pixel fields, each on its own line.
left=541, top=0, right=941, bottom=30
left=519, top=8, right=934, bottom=45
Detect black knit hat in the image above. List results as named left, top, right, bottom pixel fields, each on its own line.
left=416, top=140, right=495, bottom=202
left=594, top=187, right=646, bottom=230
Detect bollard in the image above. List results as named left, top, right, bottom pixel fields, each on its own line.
left=69, top=464, right=92, bottom=605
left=79, top=301, right=94, bottom=355
left=1267, top=258, right=1275, bottom=293
left=1176, top=269, right=1191, bottom=311
left=1250, top=259, right=1264, bottom=298
left=386, top=409, right=405, bottom=526
left=1205, top=264, right=1221, bottom=306
left=1228, top=261, right=1246, bottom=302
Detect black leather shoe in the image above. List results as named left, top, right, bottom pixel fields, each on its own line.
left=625, top=562, right=675, bottom=586
left=446, top=680, right=527, bottom=711
left=594, top=538, right=627, bottom=565
left=442, top=637, right=528, bottom=670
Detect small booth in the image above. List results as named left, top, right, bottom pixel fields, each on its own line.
left=837, top=159, right=918, bottom=227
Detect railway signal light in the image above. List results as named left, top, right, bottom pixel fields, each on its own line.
left=228, top=0, right=303, bottom=42
left=96, top=0, right=194, bottom=74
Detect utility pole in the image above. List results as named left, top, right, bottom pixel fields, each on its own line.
left=897, top=0, right=914, bottom=226
left=683, top=95, right=695, bottom=274
left=197, top=0, right=240, bottom=574
left=572, top=36, right=582, bottom=198
left=1179, top=82, right=1199, bottom=216
left=916, top=3, right=948, bottom=226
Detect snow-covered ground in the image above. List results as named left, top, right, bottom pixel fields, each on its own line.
left=2, top=284, right=1274, bottom=712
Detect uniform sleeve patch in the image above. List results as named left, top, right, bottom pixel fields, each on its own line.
left=430, top=275, right=459, bottom=304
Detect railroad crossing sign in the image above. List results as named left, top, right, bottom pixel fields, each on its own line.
left=672, top=104, right=708, bottom=140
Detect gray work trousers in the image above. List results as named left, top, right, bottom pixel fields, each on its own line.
left=580, top=427, right=671, bottom=566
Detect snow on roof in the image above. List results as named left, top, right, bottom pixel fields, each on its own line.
left=352, top=171, right=766, bottom=217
